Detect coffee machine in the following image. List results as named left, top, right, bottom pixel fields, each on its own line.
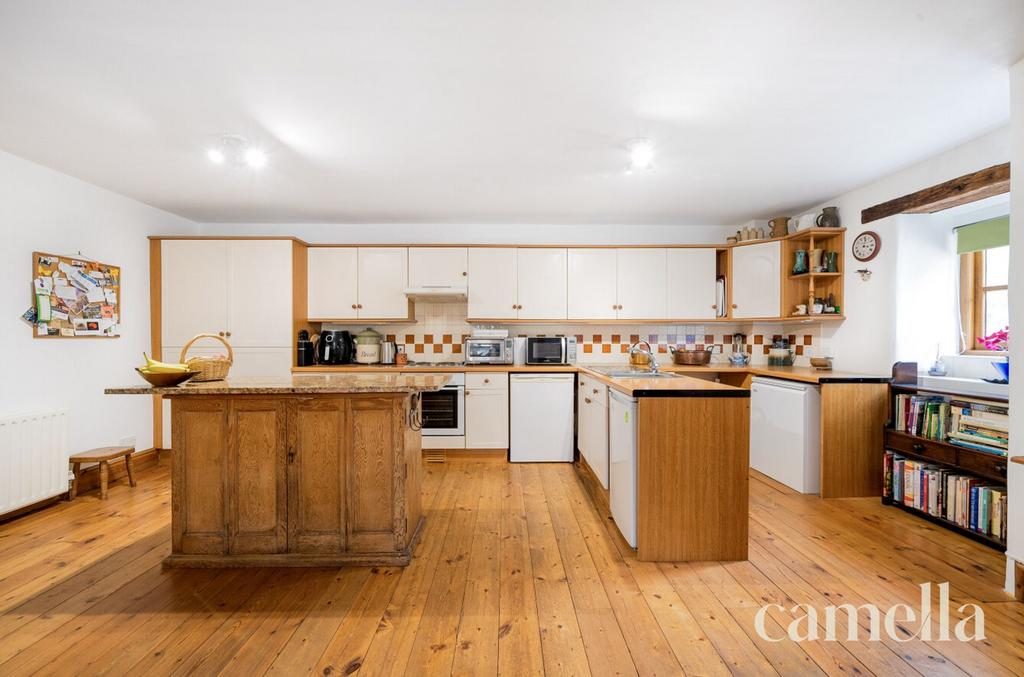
left=315, top=330, right=354, bottom=365
left=296, top=330, right=316, bottom=367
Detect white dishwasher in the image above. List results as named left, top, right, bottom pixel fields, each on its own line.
left=509, top=374, right=575, bottom=462
left=608, top=390, right=637, bottom=547
left=749, top=376, right=821, bottom=494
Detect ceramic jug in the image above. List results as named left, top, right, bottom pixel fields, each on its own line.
left=815, top=206, right=840, bottom=228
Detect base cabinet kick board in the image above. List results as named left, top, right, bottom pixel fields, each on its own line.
left=169, top=393, right=421, bottom=567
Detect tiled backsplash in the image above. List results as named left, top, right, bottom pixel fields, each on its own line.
left=325, top=302, right=825, bottom=365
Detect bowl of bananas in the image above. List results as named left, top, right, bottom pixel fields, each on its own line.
left=136, top=354, right=200, bottom=387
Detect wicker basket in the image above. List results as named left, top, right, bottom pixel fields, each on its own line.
left=179, top=334, right=234, bottom=382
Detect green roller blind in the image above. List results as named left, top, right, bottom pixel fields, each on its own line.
left=956, top=216, right=1009, bottom=254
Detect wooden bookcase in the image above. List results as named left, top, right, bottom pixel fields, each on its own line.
left=883, top=362, right=1009, bottom=550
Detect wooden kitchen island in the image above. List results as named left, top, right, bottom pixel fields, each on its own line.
left=106, top=373, right=448, bottom=567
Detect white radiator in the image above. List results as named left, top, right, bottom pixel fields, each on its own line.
left=0, top=410, right=70, bottom=515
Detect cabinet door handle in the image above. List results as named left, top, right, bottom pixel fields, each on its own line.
left=218, top=331, right=225, bottom=337
left=731, top=304, right=738, bottom=309
left=912, top=443, right=925, bottom=452
left=462, top=271, right=467, bottom=276
left=711, top=304, right=717, bottom=309
left=584, top=397, right=592, bottom=404
left=357, top=304, right=363, bottom=309
left=995, top=463, right=1006, bottom=474
left=351, top=304, right=357, bottom=309
left=592, top=388, right=598, bottom=394
left=483, top=378, right=490, bottom=384
left=225, top=331, right=232, bottom=337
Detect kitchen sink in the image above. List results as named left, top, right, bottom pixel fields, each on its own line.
left=589, top=367, right=677, bottom=379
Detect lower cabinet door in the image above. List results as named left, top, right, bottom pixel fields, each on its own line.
left=172, top=398, right=230, bottom=555
left=465, top=388, right=509, bottom=449
left=227, top=399, right=288, bottom=554
left=287, top=397, right=348, bottom=554
left=346, top=396, right=402, bottom=553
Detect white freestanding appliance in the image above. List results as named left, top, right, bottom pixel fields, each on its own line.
left=608, top=390, right=638, bottom=548
left=749, top=376, right=821, bottom=493
left=509, top=374, right=575, bottom=462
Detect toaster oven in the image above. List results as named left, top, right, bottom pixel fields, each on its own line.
left=463, top=337, right=514, bottom=364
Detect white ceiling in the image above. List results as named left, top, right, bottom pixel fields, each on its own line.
left=1, top=1, right=1022, bottom=225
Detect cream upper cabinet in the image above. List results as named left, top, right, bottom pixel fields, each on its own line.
left=227, top=240, right=292, bottom=347
left=357, top=247, right=409, bottom=318
left=731, top=241, right=781, bottom=319
left=468, top=248, right=517, bottom=318
left=616, top=249, right=666, bottom=320
left=162, top=239, right=290, bottom=348
left=161, top=240, right=229, bottom=347
left=307, top=248, right=358, bottom=320
left=666, top=248, right=719, bottom=319
left=568, top=249, right=617, bottom=320
left=408, top=247, right=468, bottom=288
left=517, top=248, right=567, bottom=320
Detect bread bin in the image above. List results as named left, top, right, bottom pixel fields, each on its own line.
left=354, top=327, right=382, bottom=364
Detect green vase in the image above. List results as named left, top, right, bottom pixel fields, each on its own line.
left=792, top=250, right=809, bottom=275
left=824, top=251, right=839, bottom=273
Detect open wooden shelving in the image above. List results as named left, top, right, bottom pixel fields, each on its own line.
left=788, top=271, right=842, bottom=280
left=782, top=228, right=845, bottom=318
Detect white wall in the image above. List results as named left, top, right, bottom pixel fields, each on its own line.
left=198, top=222, right=737, bottom=245
left=806, top=126, right=1011, bottom=373
left=0, top=151, right=197, bottom=456
left=1007, top=57, right=1023, bottom=574
left=893, top=213, right=959, bottom=366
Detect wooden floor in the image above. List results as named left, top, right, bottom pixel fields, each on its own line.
left=1, top=459, right=1022, bottom=676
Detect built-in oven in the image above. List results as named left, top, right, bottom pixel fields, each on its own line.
left=464, top=337, right=514, bottom=365
left=526, top=336, right=577, bottom=365
left=419, top=373, right=465, bottom=436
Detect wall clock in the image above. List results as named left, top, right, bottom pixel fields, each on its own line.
left=852, top=231, right=881, bottom=262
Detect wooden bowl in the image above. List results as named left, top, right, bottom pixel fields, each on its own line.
left=809, top=357, right=833, bottom=371
left=135, top=368, right=201, bottom=387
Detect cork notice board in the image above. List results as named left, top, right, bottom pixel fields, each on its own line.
left=31, top=251, right=122, bottom=338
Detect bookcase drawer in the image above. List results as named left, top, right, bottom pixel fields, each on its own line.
left=885, top=430, right=956, bottom=465
left=955, top=449, right=1007, bottom=481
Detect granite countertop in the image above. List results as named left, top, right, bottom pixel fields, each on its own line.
left=105, top=373, right=452, bottom=395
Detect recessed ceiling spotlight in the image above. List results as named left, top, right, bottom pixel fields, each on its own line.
left=206, top=134, right=267, bottom=169
left=627, top=138, right=655, bottom=172
left=244, top=147, right=267, bottom=169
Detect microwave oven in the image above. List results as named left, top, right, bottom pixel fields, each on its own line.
left=464, top=337, right=514, bottom=364
left=525, top=336, right=577, bottom=365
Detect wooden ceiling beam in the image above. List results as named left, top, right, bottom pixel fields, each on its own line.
left=861, top=162, right=1010, bottom=224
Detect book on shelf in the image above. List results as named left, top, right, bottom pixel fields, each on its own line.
left=884, top=451, right=1007, bottom=542
left=893, top=393, right=1008, bottom=457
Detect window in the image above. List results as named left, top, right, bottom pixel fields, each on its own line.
left=960, top=244, right=1009, bottom=352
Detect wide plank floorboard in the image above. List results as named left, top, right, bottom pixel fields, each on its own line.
left=0, top=457, right=1020, bottom=676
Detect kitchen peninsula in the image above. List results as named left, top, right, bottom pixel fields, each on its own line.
left=106, top=373, right=449, bottom=567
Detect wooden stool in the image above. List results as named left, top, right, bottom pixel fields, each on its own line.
left=69, top=446, right=136, bottom=500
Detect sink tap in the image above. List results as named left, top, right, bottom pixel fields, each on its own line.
left=629, top=340, right=659, bottom=374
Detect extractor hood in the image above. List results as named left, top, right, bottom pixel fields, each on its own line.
left=403, top=286, right=468, bottom=301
